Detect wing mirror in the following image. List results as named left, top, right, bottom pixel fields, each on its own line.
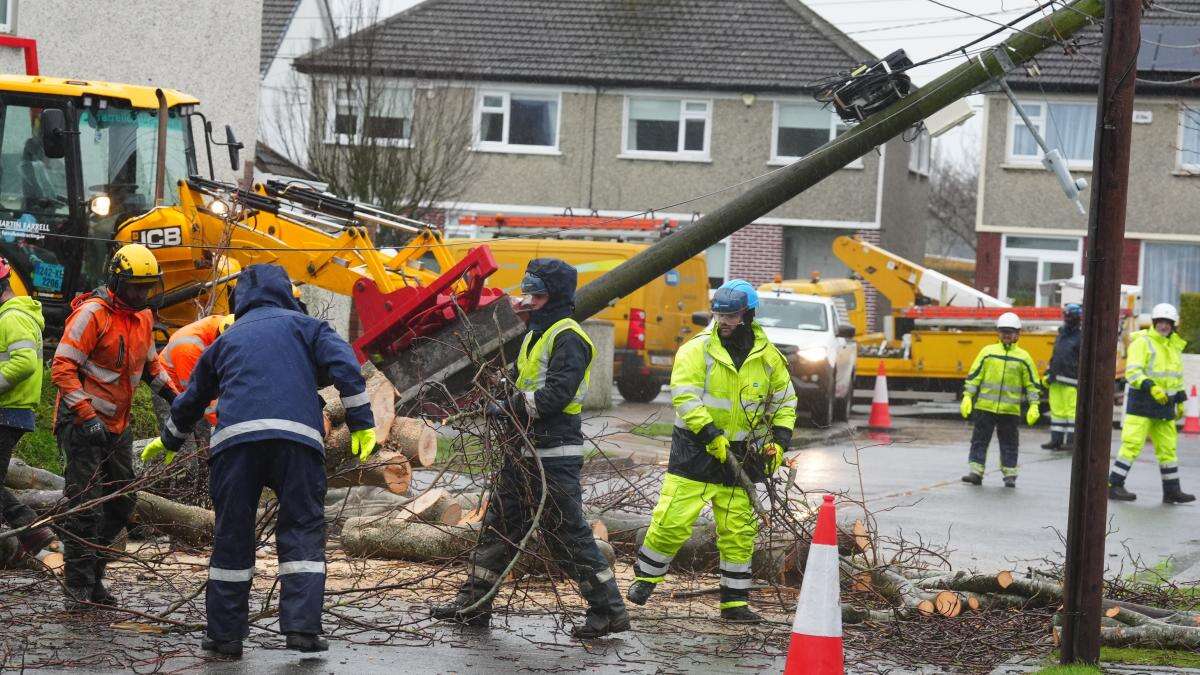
left=40, top=108, right=67, bottom=159
left=224, top=125, right=244, bottom=172
left=837, top=324, right=856, bottom=339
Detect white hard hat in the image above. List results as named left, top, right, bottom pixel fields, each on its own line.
left=1151, top=303, right=1180, bottom=324
left=997, top=312, right=1022, bottom=330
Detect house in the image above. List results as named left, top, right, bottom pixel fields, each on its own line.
left=975, top=1, right=1200, bottom=310
left=0, top=0, right=263, bottom=184
left=293, top=0, right=933, bottom=306
left=259, top=0, right=338, bottom=163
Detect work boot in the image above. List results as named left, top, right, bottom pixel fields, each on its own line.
left=626, top=579, right=656, bottom=606
left=17, top=526, right=54, bottom=555
left=1061, top=433, right=1076, bottom=452
left=62, top=585, right=93, bottom=612
left=1108, top=484, right=1137, bottom=501
left=285, top=633, right=329, bottom=652
left=1041, top=433, right=1063, bottom=450
left=572, top=574, right=630, bottom=639
left=1163, top=484, right=1197, bottom=505
left=1003, top=476, right=1017, bottom=488
left=430, top=594, right=492, bottom=627
left=200, top=637, right=243, bottom=659
left=961, top=473, right=982, bottom=486
left=91, top=560, right=116, bottom=606
left=720, top=605, right=762, bottom=623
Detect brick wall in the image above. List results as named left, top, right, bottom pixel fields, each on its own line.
left=975, top=232, right=1002, bottom=297
left=1081, top=237, right=1141, bottom=286
left=729, top=224, right=784, bottom=284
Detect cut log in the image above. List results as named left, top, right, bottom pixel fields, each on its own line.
left=398, top=489, right=462, bottom=525
left=934, top=590, right=964, bottom=618
left=369, top=376, right=397, bottom=444
left=132, top=492, right=214, bottom=548
left=590, top=519, right=609, bottom=543
left=997, top=570, right=1014, bottom=589
left=327, top=449, right=412, bottom=496
left=4, top=458, right=65, bottom=490
left=11, top=489, right=66, bottom=513
left=341, top=517, right=479, bottom=561
left=1098, top=623, right=1200, bottom=650
left=389, top=417, right=437, bottom=467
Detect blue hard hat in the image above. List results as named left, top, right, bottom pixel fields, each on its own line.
left=711, top=279, right=758, bottom=314
left=1064, top=303, right=1082, bottom=318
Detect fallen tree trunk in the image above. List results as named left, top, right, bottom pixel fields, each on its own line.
left=13, top=487, right=214, bottom=548
left=341, top=517, right=479, bottom=561
left=4, top=458, right=65, bottom=490
left=325, top=443, right=412, bottom=496
left=1095, top=623, right=1200, bottom=650
left=397, top=488, right=462, bottom=525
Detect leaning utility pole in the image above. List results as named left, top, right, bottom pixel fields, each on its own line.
left=1061, top=0, right=1140, bottom=665
left=575, top=0, right=1105, bottom=320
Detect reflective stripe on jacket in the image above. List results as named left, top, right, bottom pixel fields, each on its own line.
left=668, top=322, right=798, bottom=486
left=158, top=315, right=225, bottom=424
left=962, top=341, right=1040, bottom=416
left=516, top=317, right=594, bottom=417
left=51, top=288, right=176, bottom=433
left=0, top=295, right=44, bottom=414
left=1125, top=328, right=1186, bottom=420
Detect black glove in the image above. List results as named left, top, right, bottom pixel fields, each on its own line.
left=1175, top=390, right=1190, bottom=405
left=485, top=402, right=504, bottom=418
left=79, top=416, right=107, bottom=442
left=1045, top=372, right=1056, bottom=385
left=158, top=387, right=177, bottom=405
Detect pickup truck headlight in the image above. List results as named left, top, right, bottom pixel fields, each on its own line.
left=798, top=346, right=828, bottom=362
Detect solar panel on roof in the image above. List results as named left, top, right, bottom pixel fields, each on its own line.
left=1139, top=24, right=1200, bottom=73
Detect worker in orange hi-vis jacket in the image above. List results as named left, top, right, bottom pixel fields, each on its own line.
left=158, top=313, right=235, bottom=425
left=51, top=243, right=180, bottom=611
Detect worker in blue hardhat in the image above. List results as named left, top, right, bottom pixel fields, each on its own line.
left=628, top=279, right=796, bottom=623
left=1042, top=303, right=1083, bottom=451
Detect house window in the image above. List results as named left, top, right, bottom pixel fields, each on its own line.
left=474, top=91, right=560, bottom=153
left=1008, top=100, right=1096, bottom=167
left=0, top=1, right=12, bottom=33
left=909, top=129, right=931, bottom=176
left=623, top=97, right=711, bottom=160
left=999, top=235, right=1081, bottom=306
left=1143, top=242, right=1200, bottom=310
left=326, top=80, right=413, bottom=146
left=706, top=241, right=727, bottom=288
left=771, top=102, right=862, bottom=168
left=1179, top=105, right=1200, bottom=172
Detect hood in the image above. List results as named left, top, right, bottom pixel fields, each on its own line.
left=525, top=258, right=577, bottom=332
left=233, top=264, right=301, bottom=317
left=0, top=295, right=43, bottom=330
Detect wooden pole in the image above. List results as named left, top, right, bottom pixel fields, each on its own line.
left=1061, top=0, right=1139, bottom=665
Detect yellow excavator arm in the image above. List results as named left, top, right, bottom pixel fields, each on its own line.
left=832, top=235, right=1008, bottom=309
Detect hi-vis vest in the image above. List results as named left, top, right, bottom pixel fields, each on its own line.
left=516, top=317, right=594, bottom=415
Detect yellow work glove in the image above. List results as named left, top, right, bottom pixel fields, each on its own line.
left=764, top=442, right=784, bottom=474
left=960, top=395, right=973, bottom=419
left=350, top=428, right=377, bottom=462
left=1025, top=405, right=1040, bottom=427
left=1151, top=385, right=1170, bottom=405
left=140, top=437, right=176, bottom=466
left=705, top=434, right=729, bottom=464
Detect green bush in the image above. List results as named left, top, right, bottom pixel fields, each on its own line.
left=1180, top=292, right=1200, bottom=354
left=13, top=366, right=159, bottom=475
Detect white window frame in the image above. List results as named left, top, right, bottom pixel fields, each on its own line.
left=998, top=235, right=1081, bottom=305
left=322, top=79, right=413, bottom=148
left=620, top=96, right=712, bottom=162
left=908, top=129, right=931, bottom=176
left=1006, top=98, right=1095, bottom=170
left=1176, top=103, right=1200, bottom=174
left=0, top=0, right=12, bottom=33
left=472, top=89, right=562, bottom=156
left=769, top=100, right=863, bottom=169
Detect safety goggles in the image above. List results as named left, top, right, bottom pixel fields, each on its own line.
left=520, top=273, right=548, bottom=296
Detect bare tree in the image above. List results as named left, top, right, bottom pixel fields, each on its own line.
left=271, top=0, right=479, bottom=245
left=926, top=140, right=979, bottom=259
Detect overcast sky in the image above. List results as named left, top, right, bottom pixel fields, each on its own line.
left=317, top=0, right=1061, bottom=166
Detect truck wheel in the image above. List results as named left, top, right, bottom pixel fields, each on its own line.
left=617, top=377, right=662, bottom=403
left=810, top=377, right=835, bottom=428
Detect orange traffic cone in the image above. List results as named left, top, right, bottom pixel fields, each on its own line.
left=1184, top=386, right=1200, bottom=435
left=866, top=361, right=892, bottom=432
left=785, top=495, right=844, bottom=675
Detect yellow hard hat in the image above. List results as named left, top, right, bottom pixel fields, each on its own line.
left=218, top=314, right=235, bottom=333
left=109, top=243, right=161, bottom=281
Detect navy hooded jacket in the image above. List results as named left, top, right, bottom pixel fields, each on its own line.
left=160, top=264, right=373, bottom=456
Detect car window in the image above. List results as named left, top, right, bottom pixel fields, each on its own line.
left=756, top=297, right=829, bottom=331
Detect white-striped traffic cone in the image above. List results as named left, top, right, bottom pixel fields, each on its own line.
left=1184, top=385, right=1200, bottom=435
left=784, top=494, right=843, bottom=675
